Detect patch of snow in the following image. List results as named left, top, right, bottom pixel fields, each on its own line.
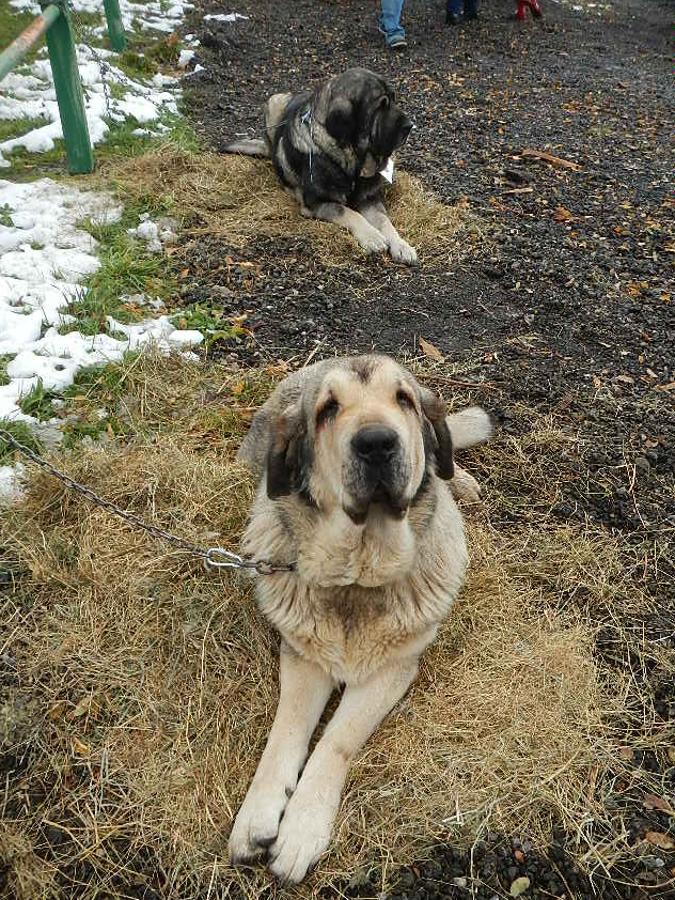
left=10, top=0, right=194, bottom=35
left=128, top=215, right=178, bottom=253
left=0, top=0, right=206, bottom=498
left=203, top=12, right=248, bottom=22
left=0, top=179, right=201, bottom=425
left=0, top=46, right=179, bottom=166
left=178, top=49, right=196, bottom=69
left=0, top=462, right=25, bottom=502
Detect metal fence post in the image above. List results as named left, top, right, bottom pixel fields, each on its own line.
left=41, top=0, right=94, bottom=174
left=0, top=4, right=60, bottom=82
left=102, top=0, right=126, bottom=51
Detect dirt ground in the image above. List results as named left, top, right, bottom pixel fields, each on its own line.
left=176, top=0, right=674, bottom=895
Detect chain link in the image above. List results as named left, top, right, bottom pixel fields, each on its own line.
left=0, top=427, right=295, bottom=575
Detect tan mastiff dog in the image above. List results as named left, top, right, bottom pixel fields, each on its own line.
left=230, top=355, right=491, bottom=882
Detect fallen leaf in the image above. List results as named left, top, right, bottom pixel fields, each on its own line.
left=521, top=149, right=581, bottom=170
left=72, top=696, right=90, bottom=718
left=656, top=381, right=675, bottom=392
left=554, top=205, right=574, bottom=222
left=231, top=382, right=245, bottom=396
left=510, top=876, right=531, bottom=897
left=618, top=747, right=635, bottom=761
left=645, top=831, right=675, bottom=851
left=514, top=849, right=525, bottom=862
left=668, top=748, right=675, bottom=765
left=47, top=701, right=67, bottom=721
left=644, top=794, right=675, bottom=816
left=419, top=337, right=444, bottom=361
left=616, top=374, right=635, bottom=384
left=71, top=737, right=90, bottom=756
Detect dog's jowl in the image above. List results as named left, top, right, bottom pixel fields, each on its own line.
left=223, top=68, right=418, bottom=265
left=229, top=355, right=492, bottom=883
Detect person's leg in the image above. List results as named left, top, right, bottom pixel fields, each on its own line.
left=379, top=0, right=406, bottom=46
left=446, top=0, right=463, bottom=25
left=464, top=0, right=480, bottom=19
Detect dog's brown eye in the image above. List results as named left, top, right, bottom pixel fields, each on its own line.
left=396, top=390, right=414, bottom=411
left=317, top=397, right=339, bottom=427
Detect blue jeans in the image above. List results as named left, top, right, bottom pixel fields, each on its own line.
left=379, top=0, right=405, bottom=44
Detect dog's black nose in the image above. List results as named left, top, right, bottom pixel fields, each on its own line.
left=352, top=425, right=399, bottom=462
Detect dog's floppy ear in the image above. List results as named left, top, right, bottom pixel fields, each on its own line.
left=420, top=389, right=454, bottom=480
left=266, top=403, right=312, bottom=500
left=325, top=97, right=358, bottom=146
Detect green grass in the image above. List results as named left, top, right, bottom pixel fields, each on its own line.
left=4, top=116, right=200, bottom=179
left=115, top=31, right=181, bottom=81
left=0, top=355, right=13, bottom=386
left=61, top=201, right=177, bottom=334
left=19, top=380, right=60, bottom=421
left=170, top=305, right=249, bottom=350
left=0, top=117, right=48, bottom=143
left=60, top=353, right=142, bottom=447
left=108, top=82, right=128, bottom=101
left=0, top=419, right=43, bottom=465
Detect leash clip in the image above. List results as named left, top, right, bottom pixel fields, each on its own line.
left=204, top=547, right=247, bottom=570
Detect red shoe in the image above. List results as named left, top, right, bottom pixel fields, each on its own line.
left=516, top=0, right=542, bottom=18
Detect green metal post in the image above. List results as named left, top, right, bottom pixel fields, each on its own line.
left=0, top=4, right=60, bottom=83
left=102, top=0, right=126, bottom=51
left=41, top=0, right=94, bottom=174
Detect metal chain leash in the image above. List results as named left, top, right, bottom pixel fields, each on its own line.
left=0, top=427, right=295, bottom=575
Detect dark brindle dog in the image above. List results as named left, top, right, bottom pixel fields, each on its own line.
left=222, top=68, right=418, bottom=265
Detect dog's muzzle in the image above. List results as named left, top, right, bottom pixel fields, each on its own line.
left=345, top=426, right=409, bottom=523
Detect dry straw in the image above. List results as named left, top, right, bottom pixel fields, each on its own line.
left=2, top=354, right=668, bottom=898
left=109, top=147, right=480, bottom=267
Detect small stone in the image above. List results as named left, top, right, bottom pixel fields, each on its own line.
left=510, top=876, right=531, bottom=897
left=452, top=876, right=468, bottom=888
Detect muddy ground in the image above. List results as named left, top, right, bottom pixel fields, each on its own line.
left=176, top=0, right=674, bottom=896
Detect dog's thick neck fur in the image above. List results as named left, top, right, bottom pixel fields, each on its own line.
left=242, top=466, right=466, bottom=685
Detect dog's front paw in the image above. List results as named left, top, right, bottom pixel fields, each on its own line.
left=267, top=791, right=334, bottom=883
left=357, top=226, right=389, bottom=255
left=450, top=466, right=482, bottom=504
left=389, top=237, right=418, bottom=266
left=228, top=779, right=291, bottom=864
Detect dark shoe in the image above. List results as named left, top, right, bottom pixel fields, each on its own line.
left=465, top=9, right=479, bottom=19
left=388, top=33, right=408, bottom=49
left=445, top=10, right=462, bottom=24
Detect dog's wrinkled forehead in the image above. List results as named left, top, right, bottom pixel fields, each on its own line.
left=330, top=67, right=393, bottom=105
left=312, top=355, right=417, bottom=411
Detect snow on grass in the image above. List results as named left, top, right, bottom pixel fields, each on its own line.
left=0, top=0, right=214, bottom=495
left=203, top=12, right=248, bottom=22
left=10, top=0, right=194, bottom=35
left=0, top=178, right=202, bottom=428
left=0, top=45, right=179, bottom=166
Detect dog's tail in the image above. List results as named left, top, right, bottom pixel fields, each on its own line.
left=446, top=407, right=493, bottom=450
left=221, top=138, right=270, bottom=158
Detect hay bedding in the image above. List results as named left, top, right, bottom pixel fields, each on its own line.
left=0, top=356, right=634, bottom=898
left=108, top=148, right=477, bottom=269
